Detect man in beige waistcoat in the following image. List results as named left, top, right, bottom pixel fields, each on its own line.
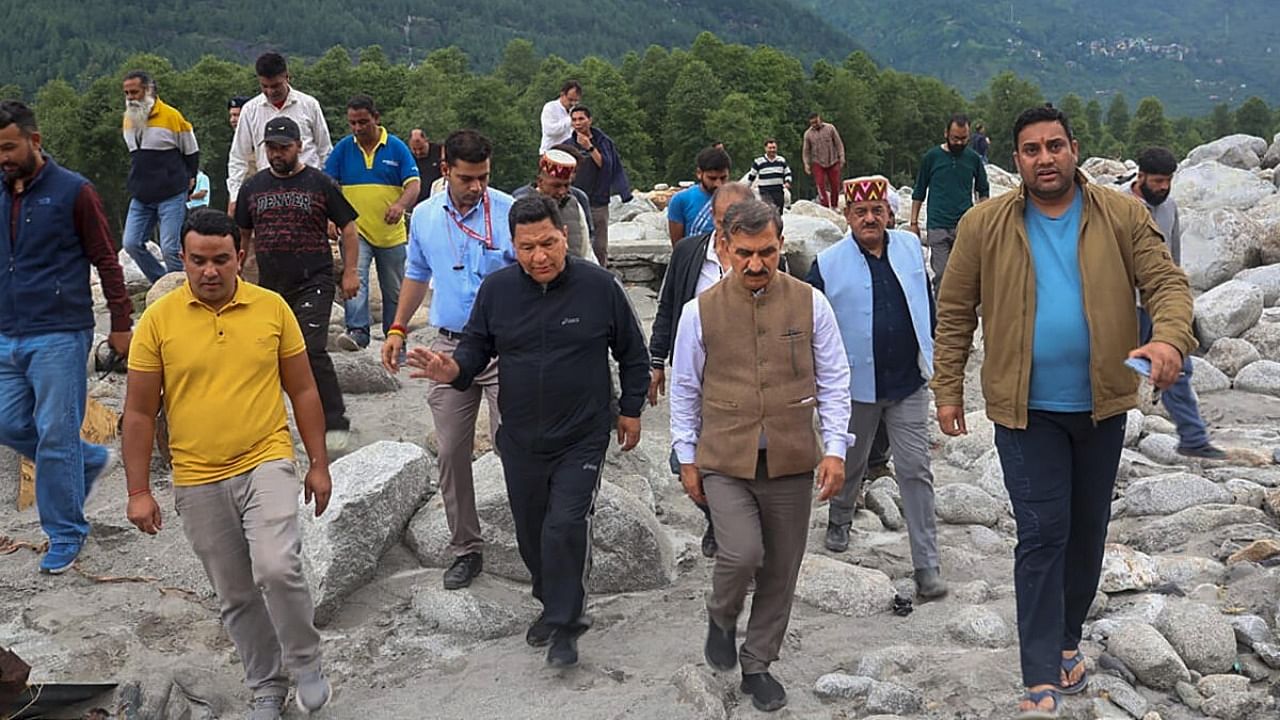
left=670, top=198, right=852, bottom=713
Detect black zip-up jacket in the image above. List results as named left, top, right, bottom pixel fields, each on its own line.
left=649, top=232, right=712, bottom=368
left=452, top=256, right=650, bottom=453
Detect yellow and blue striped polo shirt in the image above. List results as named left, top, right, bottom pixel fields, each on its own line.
left=324, top=127, right=420, bottom=247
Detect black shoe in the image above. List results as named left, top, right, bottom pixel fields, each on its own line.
left=701, top=522, right=718, bottom=558
left=526, top=613, right=554, bottom=647
left=824, top=522, right=850, bottom=553
left=546, top=629, right=579, bottom=668
left=1177, top=443, right=1228, bottom=460
left=704, top=617, right=738, bottom=671
left=442, top=552, right=483, bottom=590
left=740, top=672, right=787, bottom=712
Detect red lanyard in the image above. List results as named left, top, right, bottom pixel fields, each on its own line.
left=444, top=192, right=492, bottom=250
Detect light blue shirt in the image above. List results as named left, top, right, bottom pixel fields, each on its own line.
left=666, top=184, right=714, bottom=239
left=186, top=170, right=210, bottom=208
left=1026, top=189, right=1092, bottom=411
left=405, top=188, right=516, bottom=332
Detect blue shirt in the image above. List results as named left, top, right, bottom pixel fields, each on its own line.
left=405, top=189, right=516, bottom=332
left=806, top=235, right=934, bottom=402
left=324, top=128, right=419, bottom=247
left=1026, top=189, right=1092, bottom=411
left=187, top=170, right=210, bottom=208
left=667, top=184, right=714, bottom=239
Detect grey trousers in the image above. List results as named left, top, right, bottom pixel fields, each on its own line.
left=427, top=333, right=501, bottom=557
left=174, top=459, right=322, bottom=699
left=589, top=205, right=610, bottom=266
left=925, top=227, right=958, bottom=294
left=704, top=452, right=813, bottom=675
left=829, top=386, right=940, bottom=570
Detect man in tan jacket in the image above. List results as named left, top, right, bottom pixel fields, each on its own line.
left=932, top=105, right=1194, bottom=719
left=670, top=199, right=851, bottom=713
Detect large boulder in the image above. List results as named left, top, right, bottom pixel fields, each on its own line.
left=1188, top=356, right=1231, bottom=394
left=1207, top=337, right=1262, bottom=377
left=934, top=483, right=1003, bottom=527
left=1099, top=544, right=1162, bottom=593
left=1234, top=265, right=1280, bottom=306
left=1155, top=601, right=1238, bottom=675
left=1105, top=622, right=1191, bottom=690
left=794, top=554, right=895, bottom=617
left=1199, top=674, right=1273, bottom=720
left=782, top=215, right=845, bottom=280
left=1082, top=157, right=1131, bottom=180
left=1234, top=359, right=1280, bottom=396
left=787, top=200, right=847, bottom=233
left=1117, top=504, right=1271, bottom=553
left=301, top=441, right=434, bottom=624
left=1179, top=208, right=1264, bottom=290
left=410, top=576, right=541, bottom=640
left=945, top=605, right=1013, bottom=648
left=1243, top=317, right=1280, bottom=361
left=1171, top=161, right=1275, bottom=213
left=1249, top=194, right=1280, bottom=264
left=1264, top=132, right=1280, bottom=170
left=1124, top=472, right=1233, bottom=516
left=144, top=272, right=187, bottom=306
left=331, top=349, right=400, bottom=394
left=405, top=452, right=676, bottom=593
left=1184, top=134, right=1269, bottom=170
left=1194, top=280, right=1264, bottom=347
left=608, top=194, right=658, bottom=223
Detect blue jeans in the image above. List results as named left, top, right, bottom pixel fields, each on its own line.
left=123, top=191, right=188, bottom=283
left=0, top=329, right=108, bottom=545
left=343, top=237, right=406, bottom=342
left=1137, top=308, right=1209, bottom=449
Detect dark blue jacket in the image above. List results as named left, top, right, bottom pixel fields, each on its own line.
left=452, top=257, right=650, bottom=453
left=0, top=158, right=96, bottom=335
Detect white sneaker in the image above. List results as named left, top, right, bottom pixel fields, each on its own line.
left=325, top=430, right=352, bottom=456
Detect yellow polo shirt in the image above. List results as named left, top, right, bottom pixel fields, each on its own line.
left=128, top=280, right=306, bottom=486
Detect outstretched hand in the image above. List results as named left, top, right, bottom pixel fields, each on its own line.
left=405, top=347, right=461, bottom=383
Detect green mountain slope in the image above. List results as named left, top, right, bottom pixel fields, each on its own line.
left=0, top=0, right=859, bottom=93
left=799, top=0, right=1277, bottom=114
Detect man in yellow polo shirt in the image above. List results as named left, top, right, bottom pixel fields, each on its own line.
left=121, top=208, right=335, bottom=720
left=324, top=94, right=420, bottom=350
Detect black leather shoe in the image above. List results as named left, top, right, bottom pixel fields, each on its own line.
left=546, top=629, right=580, bottom=668
left=740, top=671, right=787, bottom=712
left=526, top=613, right=554, bottom=647
left=704, top=617, right=737, bottom=671
left=701, top=522, right=718, bottom=558
left=824, top=523, right=850, bottom=553
left=442, top=552, right=483, bottom=590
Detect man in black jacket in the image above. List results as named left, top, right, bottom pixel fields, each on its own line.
left=648, top=182, right=753, bottom=557
left=407, top=194, right=649, bottom=670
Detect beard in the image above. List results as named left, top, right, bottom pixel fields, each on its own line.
left=269, top=157, right=298, bottom=175
left=1, top=149, right=37, bottom=184
left=124, top=94, right=155, bottom=129
left=1139, top=182, right=1169, bottom=206
left=948, top=143, right=968, bottom=155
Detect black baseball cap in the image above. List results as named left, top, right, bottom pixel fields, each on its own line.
left=228, top=96, right=251, bottom=109
left=262, top=117, right=301, bottom=146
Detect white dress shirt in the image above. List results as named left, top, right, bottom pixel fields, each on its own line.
left=670, top=279, right=853, bottom=465
left=539, top=98, right=572, bottom=155
left=695, top=238, right=724, bottom=295
left=226, top=88, right=333, bottom=197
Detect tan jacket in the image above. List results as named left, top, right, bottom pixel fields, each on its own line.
left=931, top=171, right=1195, bottom=428
left=696, top=272, right=823, bottom=479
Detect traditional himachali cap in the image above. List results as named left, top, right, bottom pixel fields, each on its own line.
left=540, top=149, right=577, bottom=180
left=843, top=175, right=889, bottom=204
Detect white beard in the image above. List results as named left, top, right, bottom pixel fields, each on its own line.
left=124, top=95, right=155, bottom=129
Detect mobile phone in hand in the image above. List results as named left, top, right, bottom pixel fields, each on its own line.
left=1124, top=357, right=1153, bottom=377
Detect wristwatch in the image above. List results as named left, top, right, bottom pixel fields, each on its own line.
left=585, top=145, right=597, bottom=153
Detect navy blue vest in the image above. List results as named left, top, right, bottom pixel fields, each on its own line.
left=0, top=157, right=95, bottom=335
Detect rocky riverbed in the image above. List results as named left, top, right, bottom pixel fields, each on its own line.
left=4, top=134, right=1280, bottom=719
